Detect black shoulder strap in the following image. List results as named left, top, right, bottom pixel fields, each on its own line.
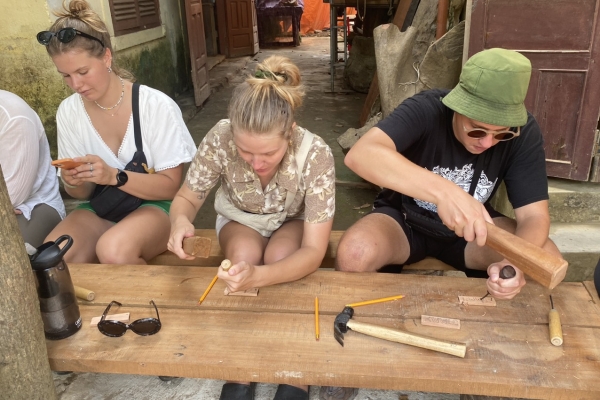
left=469, top=152, right=487, bottom=196
left=132, top=82, right=143, bottom=152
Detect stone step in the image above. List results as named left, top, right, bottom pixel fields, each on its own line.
left=548, top=178, right=600, bottom=223
left=550, top=222, right=600, bottom=282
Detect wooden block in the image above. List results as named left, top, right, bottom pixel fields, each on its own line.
left=224, top=287, right=259, bottom=297
left=90, top=313, right=130, bottom=327
left=458, top=296, right=497, bottom=307
left=421, top=315, right=461, bottom=330
left=182, top=236, right=212, bottom=258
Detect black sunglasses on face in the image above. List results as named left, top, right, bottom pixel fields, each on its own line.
left=37, top=28, right=105, bottom=48
left=97, top=300, right=161, bottom=337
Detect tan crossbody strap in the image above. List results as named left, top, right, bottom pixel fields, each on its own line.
left=281, top=129, right=314, bottom=216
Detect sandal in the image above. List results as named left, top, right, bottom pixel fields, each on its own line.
left=219, top=382, right=256, bottom=400
left=273, top=384, right=309, bottom=400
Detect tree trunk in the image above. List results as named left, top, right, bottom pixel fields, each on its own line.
left=0, top=166, right=57, bottom=399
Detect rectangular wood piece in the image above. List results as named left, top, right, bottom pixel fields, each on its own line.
left=421, top=315, right=461, bottom=329
left=182, top=236, right=212, bottom=258
left=458, top=296, right=497, bottom=307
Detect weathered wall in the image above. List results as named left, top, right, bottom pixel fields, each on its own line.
left=0, top=0, right=191, bottom=158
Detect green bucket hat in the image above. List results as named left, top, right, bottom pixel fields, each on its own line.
left=442, top=48, right=531, bottom=127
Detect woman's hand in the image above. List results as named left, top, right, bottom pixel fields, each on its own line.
left=486, top=260, right=526, bottom=300
left=217, top=261, right=257, bottom=293
left=64, top=155, right=115, bottom=186
left=168, top=216, right=197, bottom=260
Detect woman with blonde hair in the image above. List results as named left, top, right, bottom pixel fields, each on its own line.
left=38, top=0, right=196, bottom=263
left=168, top=55, right=335, bottom=400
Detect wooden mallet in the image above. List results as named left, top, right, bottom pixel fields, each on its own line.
left=334, top=306, right=467, bottom=358
left=485, top=223, right=568, bottom=289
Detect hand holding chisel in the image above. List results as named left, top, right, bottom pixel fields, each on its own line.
left=481, top=265, right=516, bottom=300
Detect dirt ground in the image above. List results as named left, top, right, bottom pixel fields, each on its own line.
left=54, top=37, right=460, bottom=400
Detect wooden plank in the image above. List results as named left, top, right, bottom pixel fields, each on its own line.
left=359, top=0, right=413, bottom=126
left=67, top=265, right=600, bottom=328
left=47, top=305, right=600, bottom=399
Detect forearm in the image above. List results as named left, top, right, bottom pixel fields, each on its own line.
left=346, top=131, right=458, bottom=205
left=170, top=190, right=204, bottom=226
left=112, top=168, right=182, bottom=200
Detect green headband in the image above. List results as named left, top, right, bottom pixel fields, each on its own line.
left=255, top=69, right=287, bottom=81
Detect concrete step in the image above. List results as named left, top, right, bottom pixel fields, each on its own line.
left=550, top=222, right=600, bottom=282
left=548, top=178, right=600, bottom=223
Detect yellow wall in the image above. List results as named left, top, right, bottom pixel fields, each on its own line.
left=0, top=0, right=69, bottom=155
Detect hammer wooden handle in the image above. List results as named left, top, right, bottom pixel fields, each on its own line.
left=346, top=320, right=466, bottom=358
left=485, top=222, right=568, bottom=289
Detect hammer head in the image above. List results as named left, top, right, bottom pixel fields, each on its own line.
left=333, top=306, right=355, bottom=346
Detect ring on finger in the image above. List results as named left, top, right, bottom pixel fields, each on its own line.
left=90, top=164, right=94, bottom=172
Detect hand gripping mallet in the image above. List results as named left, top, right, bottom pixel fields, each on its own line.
left=334, top=307, right=467, bottom=358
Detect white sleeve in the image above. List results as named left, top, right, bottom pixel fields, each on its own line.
left=56, top=100, right=88, bottom=173
left=0, top=115, right=40, bottom=208
left=139, top=88, right=197, bottom=171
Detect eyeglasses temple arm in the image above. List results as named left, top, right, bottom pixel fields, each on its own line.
left=150, top=300, right=160, bottom=322
left=100, top=300, right=121, bottom=322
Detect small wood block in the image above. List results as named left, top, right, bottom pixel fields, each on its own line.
left=182, top=236, right=212, bottom=258
left=458, top=296, right=497, bottom=307
left=90, top=313, right=130, bottom=327
left=224, top=287, right=259, bottom=297
left=421, top=315, right=461, bottom=330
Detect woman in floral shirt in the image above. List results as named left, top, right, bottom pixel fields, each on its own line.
left=168, top=55, right=334, bottom=400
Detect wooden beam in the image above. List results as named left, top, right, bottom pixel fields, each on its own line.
left=359, top=0, right=415, bottom=126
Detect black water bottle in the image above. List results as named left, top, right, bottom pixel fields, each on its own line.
left=30, top=235, right=82, bottom=340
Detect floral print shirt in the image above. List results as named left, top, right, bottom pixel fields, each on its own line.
left=186, top=119, right=335, bottom=224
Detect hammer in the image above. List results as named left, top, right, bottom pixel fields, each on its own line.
left=334, top=307, right=466, bottom=358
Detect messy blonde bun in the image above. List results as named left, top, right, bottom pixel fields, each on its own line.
left=44, top=0, right=133, bottom=81
left=228, top=55, right=305, bottom=138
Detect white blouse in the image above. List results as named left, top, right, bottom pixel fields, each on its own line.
left=0, top=90, right=66, bottom=220
left=57, top=84, right=196, bottom=173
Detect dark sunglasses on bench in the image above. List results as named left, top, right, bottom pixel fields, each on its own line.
left=37, top=28, right=105, bottom=48
left=97, top=300, right=161, bottom=337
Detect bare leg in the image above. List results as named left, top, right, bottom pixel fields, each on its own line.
left=465, top=216, right=561, bottom=270
left=335, top=213, right=410, bottom=272
left=44, top=210, right=114, bottom=263
left=264, top=219, right=304, bottom=264
left=96, top=206, right=171, bottom=264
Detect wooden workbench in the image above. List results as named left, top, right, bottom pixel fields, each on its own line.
left=46, top=264, right=600, bottom=399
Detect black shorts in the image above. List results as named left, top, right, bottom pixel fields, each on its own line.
left=370, top=203, right=505, bottom=278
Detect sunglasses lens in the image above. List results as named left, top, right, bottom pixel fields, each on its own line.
left=495, top=132, right=515, bottom=140
left=36, top=31, right=53, bottom=45
left=98, top=321, right=128, bottom=337
left=467, top=129, right=487, bottom=138
left=130, top=319, right=161, bottom=336
left=58, top=28, right=77, bottom=43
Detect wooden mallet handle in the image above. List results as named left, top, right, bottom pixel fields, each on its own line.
left=485, top=222, right=567, bottom=289
left=346, top=320, right=466, bottom=358
left=74, top=285, right=95, bottom=301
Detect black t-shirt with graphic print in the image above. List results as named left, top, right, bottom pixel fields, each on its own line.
left=373, top=89, right=548, bottom=215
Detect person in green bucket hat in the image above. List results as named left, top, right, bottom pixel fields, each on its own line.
left=342, top=48, right=562, bottom=295
left=322, top=46, right=565, bottom=400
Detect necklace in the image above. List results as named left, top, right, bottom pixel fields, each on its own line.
left=94, top=75, right=124, bottom=111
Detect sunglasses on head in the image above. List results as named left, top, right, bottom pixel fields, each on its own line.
left=97, top=300, right=161, bottom=337
left=463, top=124, right=520, bottom=141
left=37, top=27, right=105, bottom=48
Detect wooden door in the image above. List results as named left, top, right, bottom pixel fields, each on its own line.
left=185, top=0, right=210, bottom=106
left=223, top=0, right=259, bottom=57
left=469, top=0, right=600, bottom=181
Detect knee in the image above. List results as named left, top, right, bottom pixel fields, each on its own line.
left=96, top=235, right=136, bottom=264
left=335, top=233, right=378, bottom=272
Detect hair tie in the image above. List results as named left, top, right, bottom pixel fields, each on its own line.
left=255, top=69, right=287, bottom=82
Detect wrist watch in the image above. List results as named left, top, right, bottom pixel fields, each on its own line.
left=115, top=169, right=128, bottom=187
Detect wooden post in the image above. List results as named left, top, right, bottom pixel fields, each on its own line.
left=0, top=166, right=57, bottom=399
